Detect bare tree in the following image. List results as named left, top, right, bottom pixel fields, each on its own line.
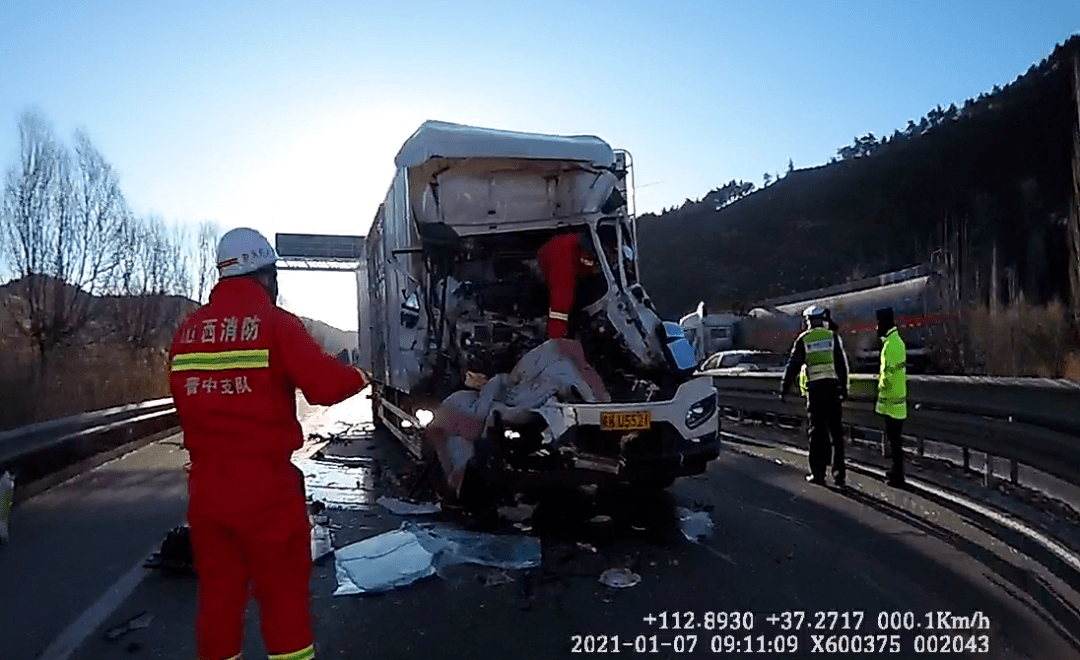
left=112, top=215, right=190, bottom=349
left=0, top=112, right=129, bottom=366
left=195, top=219, right=220, bottom=303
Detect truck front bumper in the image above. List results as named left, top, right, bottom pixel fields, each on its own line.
left=539, top=376, right=721, bottom=479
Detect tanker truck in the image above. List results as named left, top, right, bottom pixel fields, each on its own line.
left=682, top=264, right=952, bottom=373
left=355, top=121, right=720, bottom=498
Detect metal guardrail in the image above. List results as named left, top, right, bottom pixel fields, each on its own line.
left=705, top=372, right=1080, bottom=487
left=0, top=398, right=179, bottom=481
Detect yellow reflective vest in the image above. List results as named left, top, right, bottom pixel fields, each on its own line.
left=876, top=327, right=907, bottom=419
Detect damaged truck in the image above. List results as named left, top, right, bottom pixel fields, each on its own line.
left=353, top=120, right=720, bottom=502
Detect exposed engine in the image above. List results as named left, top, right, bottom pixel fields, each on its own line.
left=434, top=254, right=550, bottom=382
left=427, top=227, right=694, bottom=402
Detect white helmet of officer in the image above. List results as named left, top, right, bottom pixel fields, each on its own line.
left=803, top=305, right=828, bottom=327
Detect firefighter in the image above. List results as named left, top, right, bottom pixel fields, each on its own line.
left=537, top=226, right=614, bottom=339
left=779, top=306, right=850, bottom=486
left=875, top=307, right=908, bottom=487
left=169, top=227, right=367, bottom=660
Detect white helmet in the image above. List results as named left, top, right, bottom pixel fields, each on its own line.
left=803, top=305, right=827, bottom=320
left=216, top=228, right=277, bottom=278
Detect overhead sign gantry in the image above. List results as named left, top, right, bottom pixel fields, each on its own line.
left=274, top=233, right=364, bottom=272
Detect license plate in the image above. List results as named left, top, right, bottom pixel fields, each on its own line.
left=601, top=411, right=652, bottom=431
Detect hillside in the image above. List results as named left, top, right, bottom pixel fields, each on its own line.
left=638, top=35, right=1080, bottom=320
left=0, top=278, right=358, bottom=429
left=301, top=317, right=358, bottom=358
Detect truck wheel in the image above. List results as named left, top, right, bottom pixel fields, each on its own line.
left=419, top=443, right=458, bottom=504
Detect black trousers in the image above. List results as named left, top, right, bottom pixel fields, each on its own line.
left=885, top=416, right=905, bottom=480
left=806, top=382, right=845, bottom=480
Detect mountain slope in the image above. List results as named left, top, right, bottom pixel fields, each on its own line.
left=638, top=35, right=1079, bottom=320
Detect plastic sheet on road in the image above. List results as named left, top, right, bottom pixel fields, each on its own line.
left=334, top=527, right=438, bottom=596
left=333, top=522, right=541, bottom=596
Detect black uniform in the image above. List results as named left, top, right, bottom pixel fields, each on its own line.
left=780, top=324, right=851, bottom=484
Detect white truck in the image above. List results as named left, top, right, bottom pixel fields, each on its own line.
left=355, top=121, right=720, bottom=496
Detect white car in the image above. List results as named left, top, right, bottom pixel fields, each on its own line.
left=696, top=349, right=787, bottom=375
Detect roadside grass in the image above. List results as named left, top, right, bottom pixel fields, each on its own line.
left=928, top=299, right=1080, bottom=380
left=0, top=340, right=170, bottom=432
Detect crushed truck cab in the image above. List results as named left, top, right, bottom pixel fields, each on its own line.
left=549, top=376, right=719, bottom=485
left=345, top=120, right=720, bottom=497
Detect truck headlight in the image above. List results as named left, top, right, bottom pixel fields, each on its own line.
left=685, top=393, right=717, bottom=429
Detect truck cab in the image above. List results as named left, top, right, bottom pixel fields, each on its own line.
left=358, top=121, right=720, bottom=495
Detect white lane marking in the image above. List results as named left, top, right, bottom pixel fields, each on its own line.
left=37, top=543, right=158, bottom=660
left=722, top=431, right=1080, bottom=577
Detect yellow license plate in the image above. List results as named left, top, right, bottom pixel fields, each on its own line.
left=601, top=411, right=652, bottom=431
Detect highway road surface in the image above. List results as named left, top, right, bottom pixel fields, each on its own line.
left=3, top=392, right=1079, bottom=659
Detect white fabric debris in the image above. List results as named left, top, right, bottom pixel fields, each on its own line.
left=426, top=339, right=611, bottom=496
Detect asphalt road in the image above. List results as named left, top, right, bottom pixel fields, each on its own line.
left=5, top=394, right=1080, bottom=660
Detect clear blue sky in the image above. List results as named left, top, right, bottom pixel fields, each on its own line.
left=1, top=1, right=1076, bottom=330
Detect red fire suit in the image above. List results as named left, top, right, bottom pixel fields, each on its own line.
left=168, top=276, right=366, bottom=660
left=537, top=232, right=599, bottom=339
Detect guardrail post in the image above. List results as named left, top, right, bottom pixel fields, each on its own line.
left=1009, top=459, right=1019, bottom=485
left=984, top=454, right=995, bottom=489
left=915, top=436, right=925, bottom=458
left=962, top=447, right=970, bottom=471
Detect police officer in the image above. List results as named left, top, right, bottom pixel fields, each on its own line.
left=875, top=307, right=908, bottom=487
left=780, top=306, right=850, bottom=486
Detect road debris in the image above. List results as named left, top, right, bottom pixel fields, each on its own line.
left=576, top=542, right=598, bottom=553
left=312, top=520, right=334, bottom=563
left=599, top=568, right=641, bottom=589
left=145, top=526, right=194, bottom=572
left=497, top=503, right=536, bottom=522
left=0, top=471, right=13, bottom=544
left=334, top=522, right=542, bottom=596
left=481, top=569, right=515, bottom=587
left=333, top=527, right=438, bottom=596
left=677, top=506, right=715, bottom=542
left=104, top=611, right=155, bottom=642
left=378, top=495, right=441, bottom=516
left=589, top=514, right=613, bottom=525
